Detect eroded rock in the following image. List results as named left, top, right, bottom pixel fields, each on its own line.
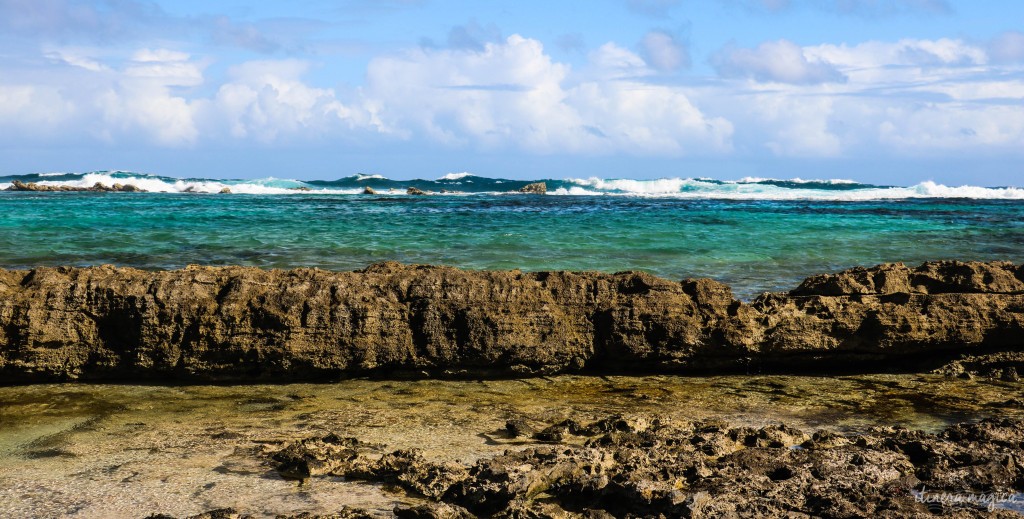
left=261, top=415, right=1024, bottom=518
left=516, top=182, right=547, bottom=194
left=5, top=180, right=146, bottom=192
left=1, top=261, right=1023, bottom=382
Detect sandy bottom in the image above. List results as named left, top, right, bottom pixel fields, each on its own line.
left=0, top=374, right=1020, bottom=518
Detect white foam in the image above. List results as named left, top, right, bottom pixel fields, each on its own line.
left=438, top=172, right=473, bottom=180
left=566, top=177, right=715, bottom=194
left=9, top=173, right=1024, bottom=201
left=734, top=176, right=859, bottom=185
left=354, top=174, right=387, bottom=181
left=29, top=173, right=360, bottom=195
left=552, top=178, right=1024, bottom=200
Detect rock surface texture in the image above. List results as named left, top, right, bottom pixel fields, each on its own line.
left=1, top=260, right=1023, bottom=382
left=517, top=182, right=547, bottom=194
left=5, top=180, right=145, bottom=192
left=155, top=414, right=1024, bottom=518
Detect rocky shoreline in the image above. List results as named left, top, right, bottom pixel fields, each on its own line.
left=2, top=260, right=1024, bottom=383
left=147, top=413, right=1024, bottom=518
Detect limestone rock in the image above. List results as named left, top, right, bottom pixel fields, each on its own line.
left=264, top=415, right=1024, bottom=518
left=517, top=182, right=547, bottom=194
left=5, top=180, right=146, bottom=193
left=0, top=261, right=1023, bottom=382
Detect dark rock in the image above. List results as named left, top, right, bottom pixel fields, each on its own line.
left=1003, top=367, right=1021, bottom=382
left=516, top=182, right=546, bottom=194
left=143, top=509, right=252, bottom=519
left=407, top=187, right=427, bottom=195
left=393, top=503, right=476, bottom=519
left=505, top=418, right=536, bottom=438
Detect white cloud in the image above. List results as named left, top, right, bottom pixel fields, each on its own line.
left=588, top=42, right=650, bottom=77
left=211, top=60, right=364, bottom=142
left=713, top=39, right=847, bottom=84
left=0, top=84, right=75, bottom=132
left=640, top=30, right=690, bottom=71
left=0, top=29, right=1020, bottom=162
left=42, top=47, right=108, bottom=72
left=364, top=35, right=732, bottom=155
left=131, top=48, right=191, bottom=63
left=703, top=35, right=1024, bottom=158
left=98, top=52, right=205, bottom=146
left=989, top=31, right=1024, bottom=63
left=879, top=104, right=1024, bottom=151
left=806, top=38, right=987, bottom=70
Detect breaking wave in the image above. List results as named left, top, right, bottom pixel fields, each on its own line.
left=2, top=171, right=1023, bottom=200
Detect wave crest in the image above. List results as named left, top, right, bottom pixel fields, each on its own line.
left=3, top=172, right=1023, bottom=200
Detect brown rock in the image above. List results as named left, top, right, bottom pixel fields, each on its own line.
left=0, top=261, right=1023, bottom=382
left=407, top=187, right=427, bottom=195
left=4, top=180, right=145, bottom=193
left=362, top=186, right=376, bottom=195
left=516, top=182, right=546, bottom=194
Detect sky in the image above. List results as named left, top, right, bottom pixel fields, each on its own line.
left=0, top=0, right=1022, bottom=185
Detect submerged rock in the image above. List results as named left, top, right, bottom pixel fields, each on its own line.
left=1, top=261, right=1023, bottom=382
left=516, top=182, right=547, bottom=194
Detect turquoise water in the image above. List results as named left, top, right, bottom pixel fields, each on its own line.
left=3, top=172, right=1024, bottom=299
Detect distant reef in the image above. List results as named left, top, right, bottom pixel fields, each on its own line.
left=1, top=261, right=1023, bottom=383
left=5, top=180, right=145, bottom=192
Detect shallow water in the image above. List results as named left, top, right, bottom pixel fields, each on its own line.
left=0, top=374, right=1020, bottom=518
left=2, top=192, right=1024, bottom=300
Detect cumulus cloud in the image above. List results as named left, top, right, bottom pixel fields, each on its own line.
left=211, top=60, right=365, bottom=142
left=1, top=23, right=1021, bottom=162
left=364, top=35, right=732, bottom=154
left=701, top=34, right=1024, bottom=158
left=712, top=39, right=847, bottom=84
left=640, top=30, right=690, bottom=71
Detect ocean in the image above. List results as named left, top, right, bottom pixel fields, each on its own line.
left=2, top=171, right=1023, bottom=300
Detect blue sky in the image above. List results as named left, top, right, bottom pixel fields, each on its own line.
left=1, top=0, right=1022, bottom=184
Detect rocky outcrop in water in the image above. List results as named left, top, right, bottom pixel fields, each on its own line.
left=161, top=415, right=1024, bottom=518
left=1, top=261, right=1023, bottom=382
left=517, top=182, right=547, bottom=194
left=5, top=180, right=145, bottom=192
